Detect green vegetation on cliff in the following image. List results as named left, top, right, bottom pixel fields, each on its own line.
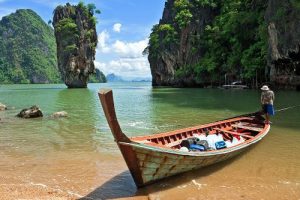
left=53, top=2, right=104, bottom=87
left=0, top=9, right=60, bottom=84
left=89, top=68, right=107, bottom=83
left=148, top=0, right=269, bottom=87
left=196, top=0, right=268, bottom=84
left=53, top=2, right=99, bottom=55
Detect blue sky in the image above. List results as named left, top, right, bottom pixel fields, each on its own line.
left=0, top=0, right=166, bottom=79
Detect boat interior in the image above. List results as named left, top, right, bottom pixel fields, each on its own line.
left=131, top=117, right=265, bottom=151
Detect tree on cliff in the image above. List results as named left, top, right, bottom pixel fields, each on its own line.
left=0, top=9, right=60, bottom=84
left=147, top=0, right=300, bottom=89
left=53, top=2, right=101, bottom=88
left=89, top=68, right=107, bottom=83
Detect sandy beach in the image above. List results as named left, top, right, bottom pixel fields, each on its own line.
left=0, top=176, right=76, bottom=200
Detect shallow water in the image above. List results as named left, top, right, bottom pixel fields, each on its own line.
left=0, top=82, right=299, bottom=199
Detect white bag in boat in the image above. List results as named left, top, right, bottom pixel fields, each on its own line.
left=215, top=134, right=224, bottom=142
left=225, top=140, right=233, bottom=148
left=179, top=147, right=189, bottom=152
left=206, top=134, right=217, bottom=149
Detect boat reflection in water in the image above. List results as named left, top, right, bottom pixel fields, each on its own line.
left=221, top=81, right=249, bottom=89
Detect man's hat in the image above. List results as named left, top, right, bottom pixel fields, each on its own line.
left=261, top=85, right=270, bottom=91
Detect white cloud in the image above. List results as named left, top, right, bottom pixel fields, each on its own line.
left=97, top=30, right=111, bottom=53
left=96, top=30, right=150, bottom=78
left=112, top=39, right=148, bottom=58
left=97, top=31, right=149, bottom=58
left=95, top=57, right=150, bottom=78
left=113, top=23, right=122, bottom=33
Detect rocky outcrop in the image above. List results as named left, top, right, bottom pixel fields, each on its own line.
left=0, top=103, right=7, bottom=111
left=16, top=106, right=43, bottom=118
left=148, top=0, right=300, bottom=89
left=106, top=73, right=124, bottom=82
left=51, top=111, right=68, bottom=118
left=148, top=0, right=218, bottom=87
left=53, top=3, right=97, bottom=88
left=265, top=0, right=300, bottom=89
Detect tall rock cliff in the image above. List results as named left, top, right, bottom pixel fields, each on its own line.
left=265, top=0, right=300, bottom=89
left=148, top=0, right=300, bottom=89
left=0, top=9, right=60, bottom=84
left=147, top=0, right=218, bottom=87
left=53, top=3, right=98, bottom=88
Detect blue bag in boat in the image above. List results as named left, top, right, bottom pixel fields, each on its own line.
left=180, top=137, right=200, bottom=149
left=215, top=141, right=226, bottom=150
left=189, top=144, right=206, bottom=151
left=196, top=140, right=209, bottom=150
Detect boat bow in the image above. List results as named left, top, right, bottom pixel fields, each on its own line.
left=98, top=89, right=130, bottom=143
left=99, top=89, right=145, bottom=186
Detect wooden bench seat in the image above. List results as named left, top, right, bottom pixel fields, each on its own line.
left=232, top=124, right=263, bottom=132
left=213, top=128, right=254, bottom=139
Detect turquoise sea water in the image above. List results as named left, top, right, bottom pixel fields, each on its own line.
left=0, top=82, right=299, bottom=199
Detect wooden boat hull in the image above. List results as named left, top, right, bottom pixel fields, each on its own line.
left=98, top=89, right=270, bottom=187
left=119, top=142, right=245, bottom=187
left=118, top=125, right=269, bottom=187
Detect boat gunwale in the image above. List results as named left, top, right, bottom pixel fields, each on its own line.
left=119, top=123, right=270, bottom=157
left=130, top=116, right=257, bottom=141
left=129, top=116, right=269, bottom=153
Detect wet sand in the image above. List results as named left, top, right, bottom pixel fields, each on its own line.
left=0, top=177, right=75, bottom=200
left=2, top=142, right=299, bottom=200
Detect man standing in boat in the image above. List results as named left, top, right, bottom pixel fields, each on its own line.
left=261, top=85, right=275, bottom=124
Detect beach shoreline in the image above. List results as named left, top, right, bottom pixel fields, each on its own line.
left=0, top=176, right=77, bottom=200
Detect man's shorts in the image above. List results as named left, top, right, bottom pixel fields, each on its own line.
left=263, top=104, right=275, bottom=116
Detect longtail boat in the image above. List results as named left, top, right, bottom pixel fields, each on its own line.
left=98, top=89, right=270, bottom=187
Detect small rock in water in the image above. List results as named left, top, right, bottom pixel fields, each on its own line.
left=16, top=105, right=43, bottom=118
left=0, top=103, right=7, bottom=111
left=51, top=111, right=68, bottom=118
